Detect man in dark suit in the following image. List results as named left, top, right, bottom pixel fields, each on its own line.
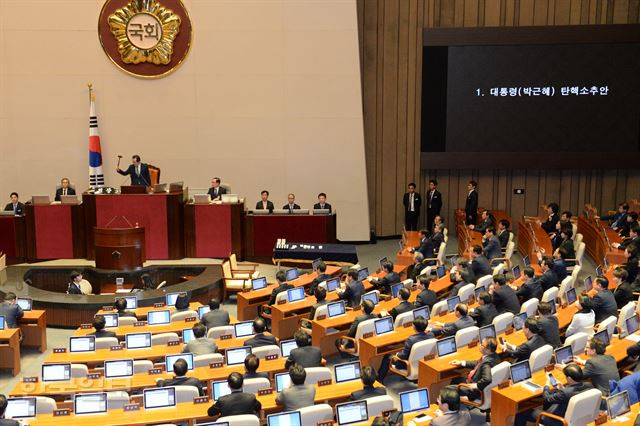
left=541, top=203, right=560, bottom=234
left=3, top=192, right=24, bottom=216
left=514, top=364, right=593, bottom=426
left=89, top=315, right=116, bottom=338
left=403, top=182, right=422, bottom=231
left=207, top=177, right=227, bottom=200
left=378, top=316, right=434, bottom=382
left=66, top=271, right=84, bottom=295
left=275, top=364, right=316, bottom=411
left=537, top=302, right=561, bottom=348
left=615, top=224, right=640, bottom=251
left=501, top=318, right=546, bottom=362
left=470, top=245, right=492, bottom=280
left=207, top=372, right=261, bottom=418
left=0, top=394, right=20, bottom=426
left=449, top=336, right=501, bottom=401
left=268, top=271, right=293, bottom=305
left=409, top=252, right=428, bottom=282
left=157, top=358, right=204, bottom=395
left=308, top=287, right=329, bottom=320
left=515, top=267, right=543, bottom=301
left=116, top=154, right=151, bottom=186
left=497, top=219, right=510, bottom=248
left=597, top=202, right=629, bottom=231
left=243, top=318, right=277, bottom=348
left=0, top=293, right=23, bottom=329
left=413, top=226, right=444, bottom=264
left=282, top=193, right=300, bottom=212
left=350, top=365, right=386, bottom=401
left=415, top=276, right=437, bottom=309
left=465, top=180, right=478, bottom=225
left=430, top=304, right=475, bottom=337
left=285, top=330, right=322, bottom=368
left=431, top=386, right=471, bottom=426
left=591, top=276, right=618, bottom=323
left=243, top=354, right=269, bottom=379
left=369, top=261, right=400, bottom=294
left=337, top=270, right=365, bottom=308
left=449, top=270, right=471, bottom=297
left=313, top=193, right=332, bottom=212
left=336, top=299, right=376, bottom=356
left=482, top=227, right=501, bottom=261
left=426, top=180, right=442, bottom=232
left=470, top=292, right=498, bottom=327
left=470, top=210, right=494, bottom=233
left=54, top=178, right=76, bottom=201
left=183, top=323, right=218, bottom=355
left=379, top=288, right=414, bottom=320
left=613, top=267, right=634, bottom=309
left=255, top=190, right=274, bottom=211
left=307, top=261, right=331, bottom=296
left=550, top=249, right=568, bottom=282
left=114, top=298, right=137, bottom=318
left=574, top=337, right=619, bottom=397
left=531, top=257, right=559, bottom=293
left=200, top=299, right=230, bottom=329
left=490, top=274, right=521, bottom=314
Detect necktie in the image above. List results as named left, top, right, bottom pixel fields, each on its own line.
left=63, top=188, right=67, bottom=196
left=467, top=358, right=483, bottom=383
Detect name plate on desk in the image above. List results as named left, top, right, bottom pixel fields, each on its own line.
left=53, top=409, right=70, bottom=417
left=154, top=303, right=165, bottom=308
left=594, top=414, right=608, bottom=425
left=352, top=305, right=362, bottom=311
left=23, top=377, right=38, bottom=383
left=87, top=373, right=102, bottom=379
left=209, top=362, right=224, bottom=369
left=148, top=368, right=163, bottom=375
left=53, top=348, right=66, bottom=353
left=258, top=388, right=274, bottom=396
left=468, top=340, right=478, bottom=348
left=124, top=404, right=140, bottom=412
left=102, top=306, right=114, bottom=311
left=265, top=354, right=278, bottom=360
left=505, top=327, right=514, bottom=335
left=193, top=396, right=209, bottom=405
left=439, top=310, right=448, bottom=317
left=80, top=324, right=93, bottom=329
left=242, top=288, right=251, bottom=293
left=498, top=380, right=510, bottom=389
left=110, top=345, right=123, bottom=351
left=134, top=321, right=146, bottom=327
left=185, top=316, right=197, bottom=322
left=363, top=332, right=374, bottom=339
left=317, top=379, right=332, bottom=386
left=403, top=321, right=413, bottom=328
left=544, top=364, right=555, bottom=372
left=423, top=354, right=436, bottom=361
left=318, top=422, right=333, bottom=426
left=317, top=314, right=327, bottom=320
left=277, top=299, right=287, bottom=305
left=220, top=334, right=232, bottom=340
left=167, top=340, right=180, bottom=347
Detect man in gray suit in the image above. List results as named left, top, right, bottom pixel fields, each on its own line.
left=285, top=330, right=322, bottom=368
left=482, top=227, right=502, bottom=261
left=430, top=304, right=475, bottom=337
left=156, top=359, right=204, bottom=395
left=183, top=323, right=218, bottom=355
left=431, top=387, right=471, bottom=426
left=0, top=292, right=23, bottom=329
left=574, top=337, right=619, bottom=396
left=275, top=364, right=316, bottom=411
left=200, top=299, right=230, bottom=329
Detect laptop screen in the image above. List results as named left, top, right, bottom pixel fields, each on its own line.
left=594, top=329, right=611, bottom=347
left=336, top=401, right=368, bottom=425
left=479, top=324, right=496, bottom=341
left=5, top=397, right=36, bottom=419
left=413, top=306, right=430, bottom=321
left=287, top=287, right=305, bottom=302
left=607, top=390, right=631, bottom=419
left=17, top=298, right=32, bottom=311
left=101, top=313, right=119, bottom=328
left=357, top=268, right=369, bottom=281
left=436, top=336, right=457, bottom=357
left=391, top=283, right=403, bottom=298
left=436, top=265, right=446, bottom=279
left=584, top=276, right=593, bottom=292
left=400, top=388, right=430, bottom=413
left=252, top=277, right=267, bottom=290
left=362, top=291, right=379, bottom=306
left=510, top=360, right=532, bottom=384
left=148, top=310, right=170, bottom=325
left=211, top=380, right=232, bottom=401
left=42, top=363, right=71, bottom=382
left=512, top=265, right=521, bottom=280
left=326, top=278, right=340, bottom=292
left=74, top=393, right=107, bottom=415
left=549, top=299, right=557, bottom=315
left=595, top=265, right=603, bottom=277
left=554, top=345, right=573, bottom=365
left=566, top=287, right=577, bottom=305
left=166, top=292, right=186, bottom=307
left=275, top=372, right=292, bottom=392
left=70, top=336, right=96, bottom=353
left=379, top=257, right=388, bottom=270
left=165, top=354, right=194, bottom=372
left=513, top=312, right=528, bottom=331
left=197, top=306, right=210, bottom=319
left=474, top=286, right=484, bottom=300
left=280, top=339, right=298, bottom=357
left=0, top=316, right=6, bottom=330
left=334, top=361, right=361, bottom=383
left=374, top=317, right=394, bottom=335
left=627, top=316, right=640, bottom=335
left=234, top=321, right=255, bottom=338
left=143, top=387, right=176, bottom=409
left=312, top=258, right=322, bottom=272
left=327, top=301, right=346, bottom=318
left=126, top=332, right=151, bottom=349
left=104, top=359, right=134, bottom=378
left=268, top=411, right=302, bottom=426
left=226, top=346, right=252, bottom=365
left=523, top=255, right=530, bottom=267
left=286, top=268, right=299, bottom=281
left=446, top=296, right=461, bottom=313
left=123, top=296, right=137, bottom=310
left=182, top=328, right=195, bottom=343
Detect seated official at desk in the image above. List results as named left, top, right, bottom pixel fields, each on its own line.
left=623, top=245, right=639, bottom=283
left=174, top=293, right=191, bottom=312
left=409, top=252, right=428, bottom=282
left=3, top=192, right=24, bottom=216
left=431, top=386, right=471, bottom=426
left=530, top=256, right=558, bottom=293
left=255, top=190, right=274, bottom=211
left=613, top=267, right=634, bottom=309
left=350, top=365, right=386, bottom=401
left=591, top=276, right=618, bottom=323
left=412, top=226, right=444, bottom=264
left=157, top=358, right=204, bottom=396
left=336, top=299, right=376, bottom=355
left=114, top=298, right=137, bottom=318
left=377, top=316, right=434, bottom=382
left=90, top=315, right=116, bottom=338
left=308, top=261, right=331, bottom=296
left=497, top=219, right=510, bottom=248
left=54, top=177, right=76, bottom=201
left=482, top=227, right=501, bottom=261
left=244, top=318, right=277, bottom=348
left=0, top=292, right=23, bottom=329
left=469, top=210, right=495, bottom=233
left=514, top=364, right=592, bottom=426
left=500, top=318, right=545, bottom=362
left=369, top=261, right=400, bottom=294
left=337, top=270, right=365, bottom=308
left=565, top=295, right=595, bottom=338
left=207, top=177, right=226, bottom=200
left=67, top=271, right=91, bottom=295
left=450, top=337, right=500, bottom=401
left=615, top=224, right=640, bottom=251
left=489, top=274, right=520, bottom=314
left=275, top=363, right=315, bottom=411
left=573, top=337, right=619, bottom=397
left=244, top=354, right=269, bottom=379
left=541, top=202, right=560, bottom=234
left=283, top=193, right=300, bottom=212
left=469, top=292, right=498, bottom=327
left=183, top=323, right=218, bottom=355
left=430, top=304, right=475, bottom=337
left=379, top=287, right=413, bottom=320
left=309, top=287, right=328, bottom=321
left=207, top=372, right=261, bottom=418
left=598, top=202, right=629, bottom=231
left=286, top=330, right=322, bottom=368
left=200, top=299, right=230, bottom=329
left=414, top=275, right=437, bottom=309
left=470, top=245, right=491, bottom=280
left=116, top=154, right=151, bottom=186
left=313, top=192, right=332, bottom=212
left=268, top=271, right=293, bottom=306
left=0, top=394, right=20, bottom=426
left=551, top=223, right=575, bottom=261
left=457, top=259, right=476, bottom=285
left=515, top=267, right=543, bottom=301
left=449, top=269, right=471, bottom=298
left=537, top=302, right=561, bottom=348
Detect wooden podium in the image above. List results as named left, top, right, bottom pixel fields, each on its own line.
left=94, top=226, right=145, bottom=270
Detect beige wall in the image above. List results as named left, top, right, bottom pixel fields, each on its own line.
left=0, top=0, right=370, bottom=241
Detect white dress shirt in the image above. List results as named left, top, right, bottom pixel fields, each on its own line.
left=565, top=309, right=595, bottom=338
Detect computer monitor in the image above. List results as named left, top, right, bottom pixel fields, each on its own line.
left=123, top=296, right=137, bottom=310
left=267, top=411, right=302, bottom=426
left=391, top=283, right=403, bottom=298
left=312, top=258, right=323, bottom=272
left=147, top=310, right=171, bottom=325
left=510, top=360, right=532, bottom=384
left=378, top=257, right=388, bottom=270
left=512, top=265, right=521, bottom=280
left=399, top=388, right=430, bottom=413
left=225, top=346, right=251, bottom=366
left=101, top=313, right=119, bottom=328
left=0, top=316, right=6, bottom=330
left=234, top=321, right=254, bottom=338
left=357, top=268, right=369, bottom=281
left=280, top=339, right=298, bottom=357
left=143, top=387, right=176, bottom=409
left=446, top=295, right=461, bottom=313
left=326, top=277, right=340, bottom=292
left=125, top=332, right=152, bottom=349
left=5, top=397, right=36, bottom=419
left=182, top=328, right=195, bottom=343
left=334, top=361, right=361, bottom=383
left=523, top=255, right=530, bottom=267
left=595, top=265, right=603, bottom=277
left=197, top=306, right=211, bottom=319
left=16, top=298, right=32, bottom=311
left=594, top=329, right=611, bottom=347
left=479, top=324, right=496, bottom=341
left=412, top=306, right=430, bottom=321
left=565, top=287, right=577, bottom=305
left=374, top=317, right=394, bottom=335
left=74, top=392, right=107, bottom=415
left=474, top=286, right=484, bottom=300
left=549, top=299, right=557, bottom=315
left=604, top=257, right=610, bottom=271
left=165, top=354, right=194, bottom=372
left=251, top=277, right=267, bottom=290
left=627, top=315, right=640, bottom=335
left=362, top=291, right=379, bottom=306
left=436, top=336, right=457, bottom=357
left=436, top=265, right=446, bottom=279
left=166, top=292, right=186, bottom=307
left=451, top=257, right=459, bottom=267
left=513, top=312, right=528, bottom=331
left=287, top=287, right=305, bottom=303
left=584, top=276, right=593, bottom=292
left=42, top=363, right=71, bottom=382
left=211, top=380, right=232, bottom=401
left=327, top=301, right=346, bottom=318
left=335, top=400, right=368, bottom=425
left=554, top=345, right=573, bottom=365
left=275, top=372, right=292, bottom=392
left=69, top=336, right=96, bottom=353
left=285, top=268, right=299, bottom=281
left=607, top=390, right=631, bottom=419
left=104, top=359, right=134, bottom=378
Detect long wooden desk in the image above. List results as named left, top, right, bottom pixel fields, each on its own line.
left=578, top=216, right=626, bottom=266
left=517, top=217, right=553, bottom=261
left=396, top=230, right=422, bottom=266
left=96, top=302, right=204, bottom=319
left=72, top=317, right=221, bottom=339
left=20, top=310, right=47, bottom=353
left=455, top=209, right=512, bottom=257
left=0, top=328, right=21, bottom=375
left=0, top=214, right=27, bottom=264
left=588, top=402, right=640, bottom=425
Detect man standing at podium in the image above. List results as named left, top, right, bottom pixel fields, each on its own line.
left=207, top=177, right=227, bottom=200
left=117, top=154, right=150, bottom=186
left=54, top=178, right=76, bottom=201
left=3, top=192, right=24, bottom=215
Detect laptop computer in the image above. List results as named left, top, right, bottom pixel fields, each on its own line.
left=147, top=310, right=171, bottom=325
left=182, top=328, right=195, bottom=343
left=513, top=312, right=528, bottom=331
left=510, top=360, right=540, bottom=390
left=374, top=317, right=394, bottom=335
left=479, top=324, right=496, bottom=341
left=104, top=359, right=134, bottom=378
left=436, top=336, right=457, bottom=357
left=335, top=400, right=368, bottom=425
left=225, top=346, right=252, bottom=365
left=194, top=194, right=211, bottom=204
left=69, top=336, right=96, bottom=353
left=60, top=195, right=79, bottom=205
left=143, top=387, right=176, bottom=409
left=607, top=390, right=631, bottom=419
left=326, top=277, right=340, bottom=292
left=0, top=316, right=5, bottom=330
left=165, top=354, right=194, bottom=372
left=42, top=363, right=71, bottom=382
left=554, top=345, right=573, bottom=365
left=122, top=296, right=137, bottom=310
left=357, top=268, right=369, bottom=281
left=565, top=287, right=577, bottom=305
left=280, top=339, right=298, bottom=357
left=412, top=306, right=430, bottom=321
left=512, top=265, right=521, bottom=280
left=267, top=411, right=302, bottom=426
left=378, top=257, right=388, bottom=270
left=594, top=329, right=611, bottom=347
left=285, top=268, right=299, bottom=281
left=101, top=313, right=119, bottom=328
left=166, top=292, right=186, bottom=307
left=436, top=265, right=446, bottom=279
left=334, top=361, right=361, bottom=383
left=275, top=372, right=292, bottom=392
left=523, top=255, right=530, bottom=267
left=626, top=315, right=640, bottom=335
left=5, top=397, right=36, bottom=419
left=125, top=332, right=151, bottom=349
left=287, top=287, right=305, bottom=302
left=31, top=195, right=50, bottom=205
left=234, top=321, right=254, bottom=338
left=197, top=305, right=211, bottom=319
left=327, top=301, right=346, bottom=318
left=362, top=291, right=379, bottom=306
left=312, top=258, right=323, bottom=272
left=211, top=380, right=232, bottom=401
left=221, top=194, right=238, bottom=203
left=446, top=296, right=461, bottom=312
left=399, top=388, right=430, bottom=413
left=251, top=277, right=268, bottom=290
left=74, top=392, right=107, bottom=415
left=16, top=297, right=32, bottom=311
left=391, top=283, right=403, bottom=298
left=584, top=276, right=593, bottom=292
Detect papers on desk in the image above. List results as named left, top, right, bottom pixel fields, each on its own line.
left=612, top=416, right=630, bottom=423
left=521, top=381, right=542, bottom=392
left=115, top=289, right=133, bottom=293
left=626, top=334, right=640, bottom=343
left=407, top=415, right=432, bottom=425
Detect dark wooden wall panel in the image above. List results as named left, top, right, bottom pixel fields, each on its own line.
left=357, top=0, right=640, bottom=236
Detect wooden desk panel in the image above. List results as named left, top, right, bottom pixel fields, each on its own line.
left=184, top=202, right=244, bottom=259
left=0, top=328, right=21, bottom=375
left=45, top=344, right=186, bottom=366
left=578, top=216, right=626, bottom=267
left=517, top=218, right=553, bottom=261
left=0, top=214, right=27, bottom=263
left=19, top=310, right=47, bottom=352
